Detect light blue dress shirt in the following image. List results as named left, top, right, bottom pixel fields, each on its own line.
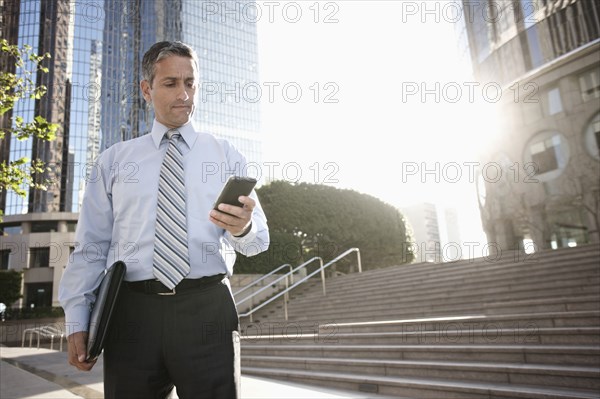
left=59, top=120, right=269, bottom=334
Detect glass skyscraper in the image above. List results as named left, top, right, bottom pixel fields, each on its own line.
left=0, top=0, right=262, bottom=308
left=1, top=0, right=262, bottom=215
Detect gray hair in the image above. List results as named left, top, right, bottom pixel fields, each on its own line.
left=141, top=41, right=199, bottom=85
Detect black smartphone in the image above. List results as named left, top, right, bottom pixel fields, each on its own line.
left=213, top=176, right=257, bottom=210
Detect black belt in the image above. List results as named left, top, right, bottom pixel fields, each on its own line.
left=127, top=274, right=226, bottom=295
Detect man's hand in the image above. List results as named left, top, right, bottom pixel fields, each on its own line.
left=209, top=195, right=254, bottom=236
left=67, top=331, right=96, bottom=371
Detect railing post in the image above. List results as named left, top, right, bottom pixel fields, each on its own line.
left=319, top=257, right=326, bottom=295
left=284, top=273, right=289, bottom=320
left=247, top=289, right=254, bottom=323
left=356, top=248, right=362, bottom=273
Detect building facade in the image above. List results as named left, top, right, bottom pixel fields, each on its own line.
left=0, top=0, right=262, bottom=309
left=401, top=203, right=462, bottom=263
left=457, top=0, right=600, bottom=251
left=0, top=213, right=78, bottom=310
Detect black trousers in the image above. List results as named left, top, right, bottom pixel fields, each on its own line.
left=103, top=278, right=240, bottom=399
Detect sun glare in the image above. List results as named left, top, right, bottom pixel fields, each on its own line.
left=258, top=1, right=489, bottom=249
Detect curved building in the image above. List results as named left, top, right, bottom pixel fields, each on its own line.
left=457, top=0, right=600, bottom=251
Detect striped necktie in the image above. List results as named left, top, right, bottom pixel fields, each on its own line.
left=153, top=129, right=191, bottom=289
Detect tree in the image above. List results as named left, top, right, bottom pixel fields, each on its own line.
left=0, top=270, right=23, bottom=307
left=0, top=39, right=58, bottom=219
left=235, top=181, right=414, bottom=274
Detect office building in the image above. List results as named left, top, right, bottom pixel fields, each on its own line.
left=401, top=203, right=462, bottom=263
left=0, top=0, right=262, bottom=309
left=456, top=0, right=600, bottom=251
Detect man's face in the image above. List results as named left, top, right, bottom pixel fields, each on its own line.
left=141, top=55, right=198, bottom=129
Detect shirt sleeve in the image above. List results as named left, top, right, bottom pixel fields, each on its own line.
left=58, top=151, right=115, bottom=335
left=226, top=191, right=269, bottom=255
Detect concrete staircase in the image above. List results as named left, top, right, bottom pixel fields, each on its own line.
left=239, top=244, right=600, bottom=398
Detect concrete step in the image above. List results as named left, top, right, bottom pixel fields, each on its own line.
left=306, top=273, right=599, bottom=308
left=242, top=356, right=600, bottom=391
left=241, top=367, right=600, bottom=399
left=288, top=283, right=600, bottom=314
left=355, top=244, right=598, bottom=272
left=276, top=271, right=600, bottom=301
left=241, top=327, right=600, bottom=346
left=238, top=245, right=600, bottom=398
left=253, top=290, right=600, bottom=324
left=323, top=249, right=599, bottom=287
left=319, top=258, right=599, bottom=291
left=321, top=311, right=600, bottom=334
left=241, top=344, right=600, bottom=367
left=287, top=261, right=599, bottom=297
left=286, top=270, right=600, bottom=307
left=242, top=311, right=600, bottom=338
left=245, top=255, right=600, bottom=322
left=241, top=320, right=321, bottom=338
left=482, top=295, right=600, bottom=314
left=247, top=295, right=600, bottom=325
left=318, top=259, right=597, bottom=289
left=281, top=295, right=600, bottom=324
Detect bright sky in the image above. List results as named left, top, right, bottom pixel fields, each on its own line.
left=255, top=1, right=496, bottom=256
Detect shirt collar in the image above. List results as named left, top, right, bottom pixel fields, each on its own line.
left=150, top=120, right=198, bottom=149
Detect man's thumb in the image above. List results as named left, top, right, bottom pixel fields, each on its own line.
left=74, top=333, right=88, bottom=362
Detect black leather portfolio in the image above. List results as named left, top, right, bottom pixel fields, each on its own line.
left=86, top=261, right=126, bottom=361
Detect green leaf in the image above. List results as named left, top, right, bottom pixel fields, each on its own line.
left=0, top=41, right=57, bottom=202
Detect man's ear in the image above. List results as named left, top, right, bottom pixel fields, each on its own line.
left=140, top=80, right=152, bottom=103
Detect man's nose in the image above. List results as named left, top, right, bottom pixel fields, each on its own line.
left=176, top=85, right=190, bottom=101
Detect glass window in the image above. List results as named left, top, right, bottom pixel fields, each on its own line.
left=546, top=87, right=563, bottom=115
left=0, top=250, right=10, bottom=270
left=29, top=247, right=50, bottom=268
left=26, top=282, right=53, bottom=308
left=31, top=222, right=58, bottom=233
left=579, top=69, right=600, bottom=102
left=583, top=113, right=600, bottom=160
left=531, top=137, right=560, bottom=174
left=0, top=225, right=22, bottom=235
left=525, top=26, right=544, bottom=68
left=525, top=131, right=570, bottom=180
left=548, top=208, right=589, bottom=249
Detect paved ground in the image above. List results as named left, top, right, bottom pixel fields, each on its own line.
left=1, top=346, right=374, bottom=399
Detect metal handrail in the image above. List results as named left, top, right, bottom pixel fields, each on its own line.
left=239, top=248, right=361, bottom=320
left=233, top=263, right=293, bottom=297
left=237, top=257, right=323, bottom=321
left=22, top=325, right=65, bottom=351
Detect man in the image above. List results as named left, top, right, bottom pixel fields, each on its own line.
left=59, top=41, right=269, bottom=398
